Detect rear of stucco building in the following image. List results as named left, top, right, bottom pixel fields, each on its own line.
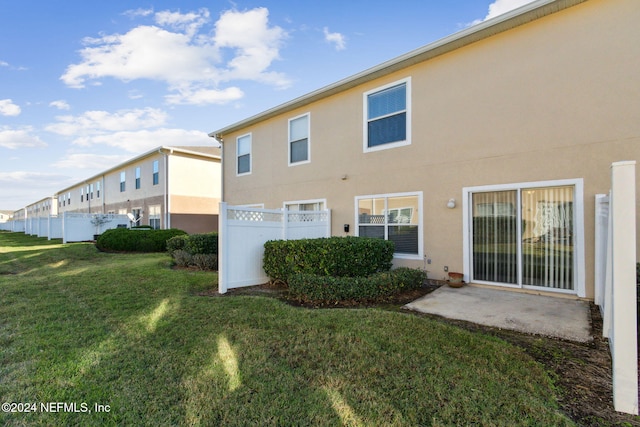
left=211, top=0, right=640, bottom=300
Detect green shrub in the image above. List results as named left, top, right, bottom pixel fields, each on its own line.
left=289, top=267, right=427, bottom=303
left=166, top=235, right=189, bottom=255
left=185, top=232, right=218, bottom=255
left=167, top=233, right=218, bottom=270
left=172, top=250, right=193, bottom=268
left=263, top=236, right=394, bottom=283
left=192, top=254, right=218, bottom=271
left=96, top=228, right=187, bottom=252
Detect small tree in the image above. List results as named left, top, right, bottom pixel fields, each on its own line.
left=91, top=214, right=113, bottom=237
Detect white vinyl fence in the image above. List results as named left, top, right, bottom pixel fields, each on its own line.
left=62, top=213, right=130, bottom=243
left=218, top=203, right=331, bottom=294
left=594, top=161, right=638, bottom=415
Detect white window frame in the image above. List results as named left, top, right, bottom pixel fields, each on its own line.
left=283, top=198, right=326, bottom=211
left=236, top=133, right=252, bottom=176
left=354, top=191, right=423, bottom=260
left=462, top=178, right=585, bottom=297
left=363, top=77, right=412, bottom=153
left=288, top=113, right=311, bottom=166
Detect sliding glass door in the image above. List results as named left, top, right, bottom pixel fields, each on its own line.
left=471, top=185, right=575, bottom=292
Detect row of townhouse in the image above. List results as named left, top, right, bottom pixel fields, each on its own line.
left=210, top=0, right=640, bottom=301
left=10, top=146, right=221, bottom=235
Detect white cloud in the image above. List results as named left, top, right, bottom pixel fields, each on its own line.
left=50, top=100, right=71, bottom=110
left=0, top=126, right=47, bottom=149
left=61, top=7, right=289, bottom=104
left=467, top=0, right=536, bottom=26
left=165, top=86, right=244, bottom=105
left=323, top=27, right=346, bottom=51
left=123, top=8, right=154, bottom=19
left=45, top=108, right=168, bottom=136
left=0, top=60, right=8, bottom=67
left=0, top=171, right=69, bottom=185
left=0, top=99, right=21, bottom=116
left=484, top=0, right=536, bottom=20
left=71, top=128, right=211, bottom=153
left=51, top=153, right=131, bottom=170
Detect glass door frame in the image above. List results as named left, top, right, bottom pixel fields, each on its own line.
left=462, top=178, right=586, bottom=297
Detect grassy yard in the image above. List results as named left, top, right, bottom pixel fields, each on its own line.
left=0, top=232, right=574, bottom=426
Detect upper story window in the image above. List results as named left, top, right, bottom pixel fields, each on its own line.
left=237, top=133, right=251, bottom=175
left=96, top=181, right=101, bottom=198
left=90, top=183, right=94, bottom=199
left=120, top=171, right=126, bottom=192
left=363, top=78, right=411, bottom=152
left=81, top=188, right=84, bottom=203
left=153, top=160, right=159, bottom=185
left=135, top=167, right=141, bottom=189
left=288, top=113, right=310, bottom=166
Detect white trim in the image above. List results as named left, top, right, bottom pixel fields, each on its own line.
left=236, top=132, right=252, bottom=176
left=354, top=190, right=423, bottom=260
left=462, top=178, right=585, bottom=296
left=283, top=198, right=327, bottom=211
left=363, top=77, right=412, bottom=153
left=288, top=112, right=311, bottom=166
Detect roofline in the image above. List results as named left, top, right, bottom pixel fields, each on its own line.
left=209, top=0, right=587, bottom=139
left=54, top=145, right=220, bottom=195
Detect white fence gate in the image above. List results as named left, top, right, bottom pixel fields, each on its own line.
left=218, top=203, right=331, bottom=293
left=594, top=161, right=638, bottom=415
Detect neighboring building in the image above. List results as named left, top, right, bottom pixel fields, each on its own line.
left=210, top=0, right=640, bottom=299
left=56, top=146, right=221, bottom=234
left=0, top=210, right=12, bottom=223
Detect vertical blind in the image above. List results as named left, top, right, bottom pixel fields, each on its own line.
left=472, top=186, right=574, bottom=290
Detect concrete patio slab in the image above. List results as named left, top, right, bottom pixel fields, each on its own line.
left=404, top=285, right=592, bottom=342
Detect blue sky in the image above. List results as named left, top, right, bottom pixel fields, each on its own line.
left=0, top=0, right=533, bottom=211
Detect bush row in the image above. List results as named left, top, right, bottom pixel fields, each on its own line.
left=96, top=228, right=187, bottom=252
left=263, top=236, right=394, bottom=283
left=289, top=267, right=427, bottom=303
left=167, top=232, right=218, bottom=270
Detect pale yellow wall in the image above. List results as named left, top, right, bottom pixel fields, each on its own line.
left=102, top=153, right=166, bottom=206
left=221, top=0, right=640, bottom=298
left=168, top=153, right=221, bottom=214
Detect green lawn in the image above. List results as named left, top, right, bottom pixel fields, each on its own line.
left=0, top=232, right=574, bottom=426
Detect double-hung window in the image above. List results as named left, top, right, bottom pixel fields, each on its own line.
left=120, top=172, right=126, bottom=192
left=237, top=133, right=251, bottom=175
left=288, top=113, right=310, bottom=165
left=356, top=192, right=422, bottom=259
left=363, top=78, right=411, bottom=152
left=135, top=167, right=141, bottom=189
left=153, top=160, right=159, bottom=185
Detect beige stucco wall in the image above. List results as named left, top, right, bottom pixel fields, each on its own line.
left=168, top=153, right=221, bottom=215
left=220, top=0, right=640, bottom=299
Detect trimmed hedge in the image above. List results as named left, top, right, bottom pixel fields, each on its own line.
left=289, top=267, right=427, bottom=303
left=96, top=228, right=187, bottom=252
left=167, top=232, right=218, bottom=271
left=263, top=236, right=394, bottom=283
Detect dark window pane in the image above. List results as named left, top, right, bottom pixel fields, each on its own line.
left=358, top=226, right=385, bottom=239
left=290, top=138, right=308, bottom=163
left=368, top=112, right=406, bottom=147
left=389, top=225, right=418, bottom=254
left=238, top=154, right=250, bottom=174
